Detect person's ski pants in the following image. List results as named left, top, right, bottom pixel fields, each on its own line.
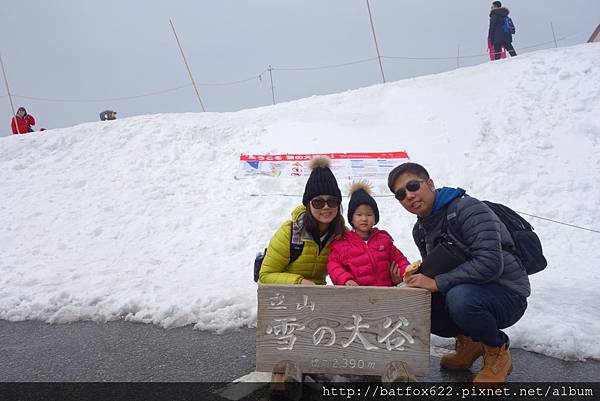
left=494, top=42, right=517, bottom=59
left=430, top=283, right=527, bottom=346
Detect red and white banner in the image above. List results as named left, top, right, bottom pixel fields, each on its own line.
left=238, top=151, right=410, bottom=179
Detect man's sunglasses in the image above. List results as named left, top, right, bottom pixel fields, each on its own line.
left=394, top=180, right=427, bottom=201
left=310, top=197, right=341, bottom=209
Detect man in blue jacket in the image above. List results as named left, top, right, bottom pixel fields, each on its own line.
left=388, top=162, right=529, bottom=383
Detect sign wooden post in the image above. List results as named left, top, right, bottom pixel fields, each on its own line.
left=257, top=285, right=431, bottom=377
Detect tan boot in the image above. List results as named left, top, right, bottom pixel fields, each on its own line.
left=440, top=335, right=484, bottom=370
left=473, top=343, right=512, bottom=384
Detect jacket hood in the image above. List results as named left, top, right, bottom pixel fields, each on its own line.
left=291, top=204, right=310, bottom=239
left=291, top=204, right=306, bottom=223
left=432, top=187, right=466, bottom=213
left=491, top=7, right=509, bottom=17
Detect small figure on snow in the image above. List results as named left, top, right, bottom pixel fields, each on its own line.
left=99, top=110, right=117, bottom=121
left=11, top=107, right=36, bottom=134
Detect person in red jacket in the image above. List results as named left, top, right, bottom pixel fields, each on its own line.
left=11, top=107, right=36, bottom=134
left=327, top=180, right=410, bottom=286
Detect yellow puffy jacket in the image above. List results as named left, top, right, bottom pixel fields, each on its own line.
left=258, top=205, right=337, bottom=285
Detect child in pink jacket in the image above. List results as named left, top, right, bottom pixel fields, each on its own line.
left=327, top=181, right=410, bottom=286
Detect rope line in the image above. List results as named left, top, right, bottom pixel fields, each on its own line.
left=248, top=193, right=599, bottom=233
left=195, top=70, right=268, bottom=86
left=13, top=84, right=192, bottom=103
left=383, top=33, right=582, bottom=61
left=3, top=31, right=586, bottom=104
left=9, top=72, right=268, bottom=103
left=515, top=211, right=600, bottom=234
left=273, top=57, right=379, bottom=71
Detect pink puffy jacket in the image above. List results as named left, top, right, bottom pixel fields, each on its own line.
left=327, top=228, right=410, bottom=286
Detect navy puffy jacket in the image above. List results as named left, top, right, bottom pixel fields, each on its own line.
left=412, top=194, right=530, bottom=297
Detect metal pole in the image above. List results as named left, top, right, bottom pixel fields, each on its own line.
left=169, top=18, right=206, bottom=112
left=365, top=0, right=386, bottom=83
left=268, top=65, right=276, bottom=105
left=550, top=21, right=558, bottom=48
left=0, top=52, right=18, bottom=132
left=456, top=45, right=460, bottom=69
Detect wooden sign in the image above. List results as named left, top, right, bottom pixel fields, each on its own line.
left=256, top=285, right=431, bottom=376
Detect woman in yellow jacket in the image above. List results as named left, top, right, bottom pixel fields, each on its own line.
left=258, top=156, right=346, bottom=285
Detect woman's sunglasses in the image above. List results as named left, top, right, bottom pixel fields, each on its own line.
left=310, top=197, right=341, bottom=209
left=394, top=180, right=427, bottom=201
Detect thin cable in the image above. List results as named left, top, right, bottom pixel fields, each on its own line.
left=250, top=193, right=392, bottom=198
left=10, top=70, right=269, bottom=104
left=514, top=211, right=600, bottom=234
left=13, top=84, right=192, bottom=103
left=249, top=193, right=297, bottom=197
left=516, top=38, right=564, bottom=51
left=383, top=54, right=469, bottom=61
left=248, top=193, right=599, bottom=233
left=7, top=30, right=587, bottom=104
left=383, top=32, right=585, bottom=61
left=273, top=57, right=378, bottom=71
left=196, top=70, right=268, bottom=86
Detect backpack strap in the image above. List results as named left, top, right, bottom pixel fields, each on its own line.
left=443, top=198, right=517, bottom=257
left=291, top=221, right=302, bottom=244
left=439, top=199, right=470, bottom=256
left=289, top=221, right=304, bottom=263
left=440, top=208, right=449, bottom=239
left=253, top=220, right=304, bottom=282
left=440, top=203, right=459, bottom=245
left=481, top=201, right=520, bottom=256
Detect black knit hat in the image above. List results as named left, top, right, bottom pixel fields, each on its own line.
left=302, top=156, right=342, bottom=206
left=347, top=181, right=379, bottom=227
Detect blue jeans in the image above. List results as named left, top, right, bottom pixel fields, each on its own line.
left=431, top=283, right=527, bottom=346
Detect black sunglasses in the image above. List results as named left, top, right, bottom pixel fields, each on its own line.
left=394, top=180, right=427, bottom=201
left=310, top=197, right=341, bottom=209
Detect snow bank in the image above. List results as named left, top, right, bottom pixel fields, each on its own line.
left=1, top=44, right=599, bottom=360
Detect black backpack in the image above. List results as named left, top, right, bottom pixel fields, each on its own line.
left=443, top=200, right=547, bottom=275
left=482, top=201, right=546, bottom=275
left=254, top=222, right=304, bottom=282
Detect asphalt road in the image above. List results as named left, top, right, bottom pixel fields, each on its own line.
left=1, top=319, right=598, bottom=382
left=0, top=319, right=254, bottom=382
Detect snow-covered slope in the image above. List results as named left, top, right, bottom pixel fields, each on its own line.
left=1, top=44, right=599, bottom=361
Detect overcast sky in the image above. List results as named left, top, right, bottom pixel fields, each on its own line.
left=1, top=0, right=598, bottom=135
